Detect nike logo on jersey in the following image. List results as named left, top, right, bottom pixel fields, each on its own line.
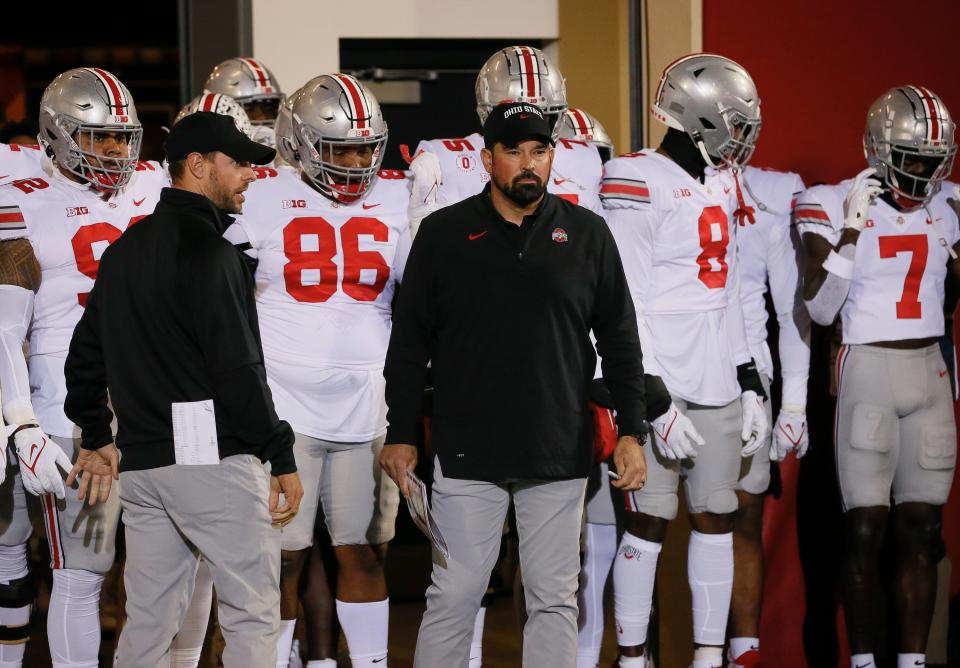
left=133, top=197, right=146, bottom=206
left=553, top=178, right=567, bottom=185
left=855, top=664, right=872, bottom=668
left=362, top=203, right=381, bottom=210
left=939, top=369, right=948, bottom=377
left=468, top=231, right=488, bottom=241
left=372, top=658, right=386, bottom=664
left=723, top=186, right=732, bottom=194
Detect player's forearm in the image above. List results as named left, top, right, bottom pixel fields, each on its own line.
left=0, top=285, right=34, bottom=424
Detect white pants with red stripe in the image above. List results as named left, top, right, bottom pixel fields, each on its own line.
left=834, top=343, right=956, bottom=510
left=49, top=436, right=121, bottom=573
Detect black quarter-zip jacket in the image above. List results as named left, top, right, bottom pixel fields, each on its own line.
left=64, top=187, right=296, bottom=474
left=384, top=186, right=651, bottom=483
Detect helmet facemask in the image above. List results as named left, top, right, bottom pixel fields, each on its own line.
left=692, top=106, right=761, bottom=169
left=872, top=140, right=956, bottom=206
left=240, top=97, right=283, bottom=127
left=296, top=118, right=386, bottom=204
left=56, top=118, right=142, bottom=192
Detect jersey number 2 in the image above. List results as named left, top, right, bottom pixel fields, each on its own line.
left=283, top=216, right=389, bottom=303
left=878, top=234, right=928, bottom=319
left=696, top=206, right=729, bottom=289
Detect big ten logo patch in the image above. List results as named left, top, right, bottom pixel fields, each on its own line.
left=283, top=200, right=307, bottom=209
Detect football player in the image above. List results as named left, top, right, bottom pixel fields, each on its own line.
left=603, top=54, right=768, bottom=668
left=558, top=107, right=622, bottom=668
left=0, top=67, right=168, bottom=668
left=224, top=74, right=408, bottom=668
left=796, top=86, right=958, bottom=668
left=557, top=107, right=615, bottom=163
left=175, top=91, right=255, bottom=138
left=726, top=159, right=811, bottom=667
left=408, top=45, right=603, bottom=239
left=205, top=57, right=285, bottom=149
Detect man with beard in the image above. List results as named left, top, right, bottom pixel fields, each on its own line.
left=381, top=101, right=662, bottom=668
left=64, top=111, right=302, bottom=667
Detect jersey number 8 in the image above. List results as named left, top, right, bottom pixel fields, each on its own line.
left=283, top=216, right=390, bottom=303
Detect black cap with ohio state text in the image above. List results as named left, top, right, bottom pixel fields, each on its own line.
left=483, top=102, right=556, bottom=150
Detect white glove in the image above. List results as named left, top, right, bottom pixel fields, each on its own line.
left=842, top=167, right=883, bottom=231
left=14, top=426, right=72, bottom=499
left=651, top=402, right=705, bottom=460
left=740, top=391, right=769, bottom=457
left=408, top=150, right=443, bottom=238
left=771, top=408, right=809, bottom=461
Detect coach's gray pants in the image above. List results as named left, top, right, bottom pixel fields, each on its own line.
left=115, top=454, right=281, bottom=668
left=414, top=459, right=587, bottom=668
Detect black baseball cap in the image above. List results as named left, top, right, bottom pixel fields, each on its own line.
left=483, top=102, right=555, bottom=150
left=164, top=111, right=276, bottom=165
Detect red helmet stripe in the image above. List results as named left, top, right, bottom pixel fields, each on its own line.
left=242, top=58, right=270, bottom=89
left=333, top=74, right=369, bottom=129
left=201, top=93, right=217, bottom=112
left=571, top=108, right=591, bottom=135
left=917, top=86, right=941, bottom=142
left=90, top=67, right=126, bottom=115
left=515, top=47, right=539, bottom=99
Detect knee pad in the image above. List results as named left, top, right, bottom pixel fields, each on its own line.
left=629, top=489, right=679, bottom=521
left=0, top=574, right=33, bottom=645
left=705, top=489, right=738, bottom=515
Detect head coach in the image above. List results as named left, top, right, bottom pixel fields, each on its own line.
left=381, top=101, right=663, bottom=667
left=62, top=112, right=303, bottom=667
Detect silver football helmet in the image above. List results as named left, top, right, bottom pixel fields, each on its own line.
left=864, top=86, right=956, bottom=206
left=556, top=108, right=615, bottom=162
left=175, top=91, right=254, bottom=138
left=38, top=67, right=143, bottom=192
left=273, top=95, right=298, bottom=166
left=204, top=58, right=285, bottom=126
left=290, top=74, right=387, bottom=203
left=475, top=46, right=567, bottom=133
left=652, top=53, right=761, bottom=168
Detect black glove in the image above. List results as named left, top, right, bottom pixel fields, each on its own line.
left=736, top=361, right=767, bottom=400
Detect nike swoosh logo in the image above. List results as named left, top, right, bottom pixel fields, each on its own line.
left=362, top=203, right=380, bottom=210
left=724, top=186, right=732, bottom=194
left=19, top=438, right=46, bottom=474
left=372, top=659, right=386, bottom=664
left=940, top=369, right=948, bottom=377
left=553, top=178, right=567, bottom=185
left=855, top=664, right=871, bottom=668
left=133, top=197, right=146, bottom=206
left=519, top=114, right=530, bottom=119
left=468, top=231, right=487, bottom=241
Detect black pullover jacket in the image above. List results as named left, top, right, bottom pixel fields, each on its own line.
left=64, top=187, right=296, bottom=474
left=384, top=186, right=666, bottom=483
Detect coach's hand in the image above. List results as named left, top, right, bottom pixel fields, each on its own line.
left=380, top=443, right=418, bottom=497
left=611, top=435, right=646, bottom=491
left=270, top=472, right=303, bottom=527
left=66, top=443, right=119, bottom=506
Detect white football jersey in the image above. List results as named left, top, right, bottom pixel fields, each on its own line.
left=415, top=131, right=603, bottom=214
left=735, top=166, right=810, bottom=406
left=0, top=143, right=44, bottom=183
left=795, top=180, right=960, bottom=344
left=232, top=166, right=412, bottom=442
left=602, top=150, right=751, bottom=406
left=0, top=160, right=167, bottom=437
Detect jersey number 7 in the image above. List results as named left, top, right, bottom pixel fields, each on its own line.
left=878, top=234, right=927, bottom=319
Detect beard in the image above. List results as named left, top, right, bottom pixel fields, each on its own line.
left=208, top=166, right=243, bottom=213
left=494, top=169, right=546, bottom=207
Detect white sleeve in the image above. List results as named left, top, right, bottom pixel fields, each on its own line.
left=222, top=219, right=257, bottom=260
left=766, top=179, right=811, bottom=408
left=794, top=189, right=841, bottom=244
left=603, top=202, right=661, bottom=376
left=0, top=285, right=35, bottom=425
left=392, top=224, right=412, bottom=284
left=724, top=237, right=753, bottom=369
